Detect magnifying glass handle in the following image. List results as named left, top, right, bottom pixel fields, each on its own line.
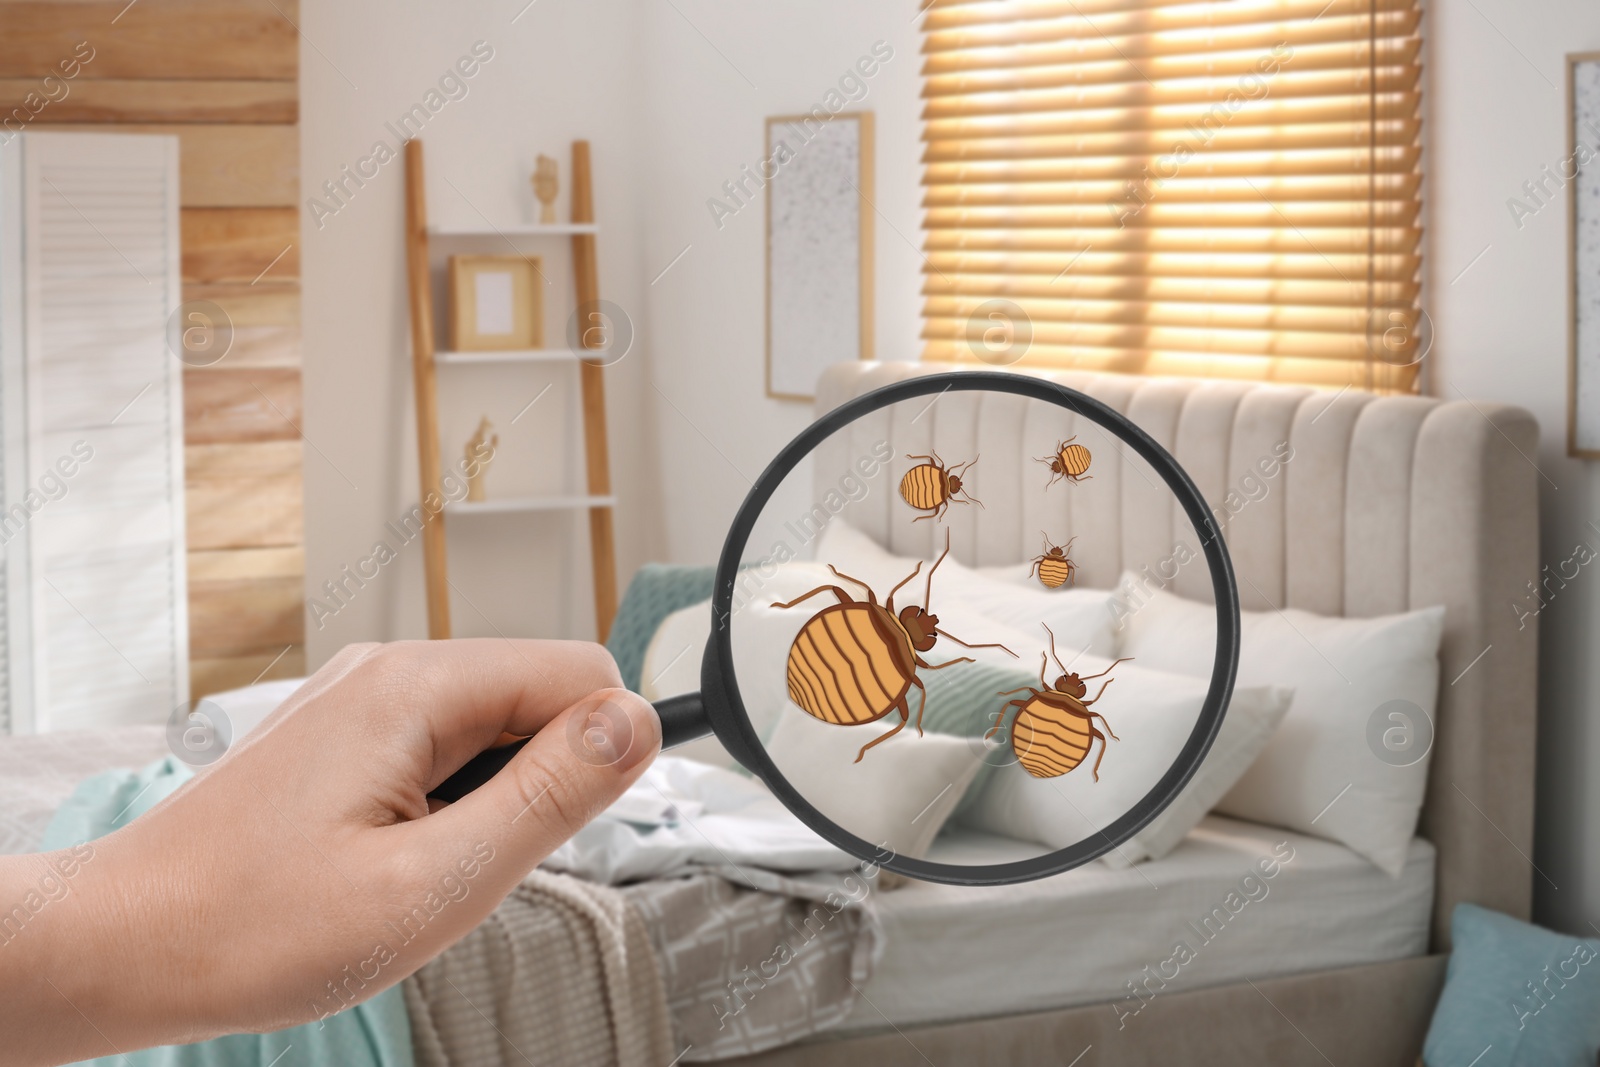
left=427, top=692, right=712, bottom=804
left=656, top=691, right=714, bottom=747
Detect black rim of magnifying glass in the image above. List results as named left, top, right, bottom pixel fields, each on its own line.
left=703, top=370, right=1241, bottom=887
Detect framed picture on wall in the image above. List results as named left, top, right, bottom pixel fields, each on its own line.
left=448, top=254, right=544, bottom=351
left=1568, top=53, right=1600, bottom=456
left=765, top=111, right=874, bottom=401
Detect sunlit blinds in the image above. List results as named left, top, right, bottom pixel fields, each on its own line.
left=918, top=0, right=1424, bottom=390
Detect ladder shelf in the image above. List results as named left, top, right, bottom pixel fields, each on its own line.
left=402, top=139, right=618, bottom=641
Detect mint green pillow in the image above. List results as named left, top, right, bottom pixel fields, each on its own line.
left=916, top=660, right=1039, bottom=820
left=916, top=660, right=1038, bottom=738
left=1424, top=903, right=1600, bottom=1067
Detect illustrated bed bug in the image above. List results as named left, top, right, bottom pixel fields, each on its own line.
left=1029, top=533, right=1077, bottom=589
left=986, top=624, right=1130, bottom=780
left=898, top=452, right=982, bottom=522
left=775, top=530, right=1016, bottom=763
left=1039, top=437, right=1092, bottom=487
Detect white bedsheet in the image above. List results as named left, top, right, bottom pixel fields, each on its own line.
left=834, top=814, right=1434, bottom=1033
left=542, top=757, right=860, bottom=884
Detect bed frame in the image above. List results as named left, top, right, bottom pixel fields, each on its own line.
left=728, top=363, right=1539, bottom=1067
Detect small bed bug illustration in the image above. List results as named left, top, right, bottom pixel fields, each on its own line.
left=1039, top=437, right=1093, bottom=487
left=776, top=530, right=1017, bottom=763
left=898, top=452, right=982, bottom=523
left=986, top=625, right=1130, bottom=780
left=1029, top=533, right=1077, bottom=589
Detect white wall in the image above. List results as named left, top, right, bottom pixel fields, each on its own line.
left=1430, top=0, right=1600, bottom=934
left=300, top=0, right=661, bottom=656
left=636, top=0, right=924, bottom=564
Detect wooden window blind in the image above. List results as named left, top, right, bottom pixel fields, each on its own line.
left=918, top=0, right=1425, bottom=390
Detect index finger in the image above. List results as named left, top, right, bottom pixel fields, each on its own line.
left=322, top=638, right=624, bottom=788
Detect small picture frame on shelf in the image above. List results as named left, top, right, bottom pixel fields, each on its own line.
left=448, top=255, right=543, bottom=351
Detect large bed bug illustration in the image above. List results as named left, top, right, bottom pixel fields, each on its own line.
left=1029, top=534, right=1077, bottom=589
left=775, top=530, right=1016, bottom=763
left=1039, top=437, right=1093, bottom=487
left=986, top=624, right=1130, bottom=780
left=898, top=452, right=982, bottom=523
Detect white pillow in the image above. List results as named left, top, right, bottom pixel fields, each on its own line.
left=639, top=598, right=740, bottom=770
left=765, top=703, right=986, bottom=860
left=814, top=519, right=1119, bottom=660
left=958, top=652, right=1290, bottom=865
left=640, top=601, right=708, bottom=702
left=1115, top=579, right=1444, bottom=876
left=1102, top=683, right=1291, bottom=866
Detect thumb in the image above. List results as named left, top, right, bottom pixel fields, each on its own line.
left=419, top=687, right=660, bottom=877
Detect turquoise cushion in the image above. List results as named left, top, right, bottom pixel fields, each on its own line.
left=916, top=660, right=1039, bottom=820
left=606, top=563, right=716, bottom=692
left=1424, top=903, right=1600, bottom=1067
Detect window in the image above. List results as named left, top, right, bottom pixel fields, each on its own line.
left=919, top=0, right=1424, bottom=390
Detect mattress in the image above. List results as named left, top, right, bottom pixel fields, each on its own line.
left=834, top=814, right=1434, bottom=1034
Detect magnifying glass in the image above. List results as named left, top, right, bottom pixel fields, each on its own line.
left=433, top=371, right=1240, bottom=886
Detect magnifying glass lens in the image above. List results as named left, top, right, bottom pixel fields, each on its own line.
left=724, top=385, right=1221, bottom=873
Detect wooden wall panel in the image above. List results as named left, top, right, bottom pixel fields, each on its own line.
left=188, top=541, right=307, bottom=692
left=219, top=327, right=302, bottom=369
left=189, top=546, right=304, bottom=583
left=0, top=1, right=297, bottom=80
left=189, top=575, right=302, bottom=655
left=186, top=442, right=304, bottom=550
left=181, top=208, right=299, bottom=282
left=18, top=0, right=306, bottom=701
left=186, top=282, right=300, bottom=326
left=0, top=80, right=296, bottom=124
left=184, top=368, right=302, bottom=444
left=190, top=647, right=305, bottom=700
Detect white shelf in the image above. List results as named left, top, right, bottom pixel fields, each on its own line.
left=436, top=349, right=581, bottom=365
left=429, top=223, right=597, bottom=237
left=446, top=495, right=616, bottom=516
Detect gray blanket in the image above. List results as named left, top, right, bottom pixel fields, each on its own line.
left=406, top=866, right=884, bottom=1065
left=624, top=867, right=882, bottom=1062
left=404, top=870, right=676, bottom=1067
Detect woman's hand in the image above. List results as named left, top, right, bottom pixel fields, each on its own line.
left=0, top=639, right=660, bottom=1066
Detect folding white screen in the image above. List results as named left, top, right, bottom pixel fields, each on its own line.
left=0, top=132, right=188, bottom=733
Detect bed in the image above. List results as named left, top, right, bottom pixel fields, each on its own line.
left=707, top=361, right=1539, bottom=1066
left=2, top=363, right=1539, bottom=1067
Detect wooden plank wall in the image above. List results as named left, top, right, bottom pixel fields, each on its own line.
left=2, top=0, right=306, bottom=697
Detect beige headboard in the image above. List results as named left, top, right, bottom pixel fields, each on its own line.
left=813, top=361, right=1539, bottom=952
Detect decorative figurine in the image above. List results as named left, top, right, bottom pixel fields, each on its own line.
left=465, top=416, right=498, bottom=502
left=533, top=155, right=559, bottom=224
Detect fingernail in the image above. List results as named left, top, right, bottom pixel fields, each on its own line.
left=564, top=690, right=660, bottom=772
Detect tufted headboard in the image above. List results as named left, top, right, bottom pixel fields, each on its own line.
left=813, top=361, right=1539, bottom=952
